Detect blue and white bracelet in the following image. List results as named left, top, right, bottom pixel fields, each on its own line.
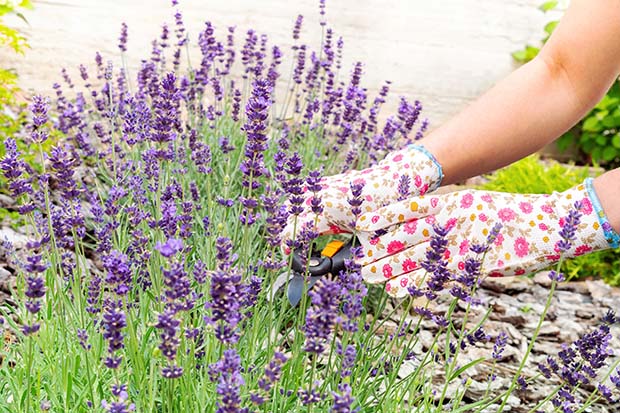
left=585, top=177, right=620, bottom=249
left=408, top=144, right=444, bottom=191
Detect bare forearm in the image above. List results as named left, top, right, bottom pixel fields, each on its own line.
left=593, top=168, right=620, bottom=233
left=422, top=57, right=588, bottom=185
left=421, top=0, right=620, bottom=186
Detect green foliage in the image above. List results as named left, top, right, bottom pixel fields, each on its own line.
left=0, top=0, right=33, bottom=227
left=0, top=0, right=31, bottom=102
left=513, top=1, right=620, bottom=169
left=479, top=155, right=620, bottom=286
left=478, top=154, right=591, bottom=194
left=0, top=0, right=30, bottom=141
left=558, top=82, right=620, bottom=168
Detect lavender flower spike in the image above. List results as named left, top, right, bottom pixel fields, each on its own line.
left=556, top=201, right=583, bottom=253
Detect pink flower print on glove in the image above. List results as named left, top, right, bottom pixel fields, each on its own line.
left=280, top=145, right=443, bottom=254
left=355, top=181, right=615, bottom=298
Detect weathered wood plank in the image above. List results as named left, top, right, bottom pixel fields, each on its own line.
left=1, top=0, right=547, bottom=126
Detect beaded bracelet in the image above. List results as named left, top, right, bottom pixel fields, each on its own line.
left=585, top=177, right=620, bottom=248
left=408, top=144, right=444, bottom=191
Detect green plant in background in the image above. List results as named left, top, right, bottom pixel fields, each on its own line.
left=0, top=0, right=33, bottom=226
left=514, top=0, right=620, bottom=169
left=479, top=155, right=620, bottom=286
left=568, top=82, right=620, bottom=167
left=0, top=0, right=31, bottom=123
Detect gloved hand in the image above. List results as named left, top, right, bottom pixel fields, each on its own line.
left=355, top=178, right=619, bottom=297
left=280, top=145, right=444, bottom=254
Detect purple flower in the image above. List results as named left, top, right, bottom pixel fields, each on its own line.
left=162, top=365, right=184, bottom=379
left=118, top=22, right=128, bottom=52
left=162, top=262, right=191, bottom=308
left=422, top=224, right=452, bottom=292
left=537, top=362, right=552, bottom=379
left=397, top=175, right=411, bottom=201
left=205, top=237, right=243, bottom=344
left=338, top=246, right=367, bottom=332
left=255, top=352, right=287, bottom=400
left=24, top=270, right=46, bottom=301
left=101, top=383, right=135, bottom=413
left=298, top=383, right=322, bottom=405
left=292, top=14, right=303, bottom=41
left=293, top=45, right=306, bottom=85
left=597, top=384, right=615, bottom=403
left=151, top=73, right=182, bottom=145
left=602, top=309, right=616, bottom=325
left=284, top=152, right=305, bottom=216
left=338, top=344, right=357, bottom=378
left=456, top=257, right=481, bottom=288
left=492, top=331, right=508, bottom=360
left=209, top=349, right=244, bottom=413
left=193, top=260, right=208, bottom=284
left=103, top=251, right=132, bottom=296
left=21, top=323, right=41, bottom=336
left=517, top=375, right=528, bottom=391
left=304, top=279, right=342, bottom=354
left=77, top=328, right=91, bottom=350
left=348, top=181, right=364, bottom=226
left=331, top=384, right=357, bottom=413
left=49, top=144, right=81, bottom=199
left=541, top=320, right=615, bottom=409
left=556, top=201, right=583, bottom=253
left=610, top=369, right=620, bottom=389
left=102, top=300, right=126, bottom=369
left=319, top=0, right=327, bottom=25
left=155, top=238, right=184, bottom=258
left=24, top=254, right=48, bottom=274
left=240, top=78, right=272, bottom=190
left=306, top=169, right=324, bottom=216
left=86, top=273, right=102, bottom=314
left=1, top=139, right=33, bottom=197
left=548, top=270, right=566, bottom=282
left=485, top=222, right=502, bottom=247
left=155, top=309, right=182, bottom=375
left=29, top=95, right=50, bottom=143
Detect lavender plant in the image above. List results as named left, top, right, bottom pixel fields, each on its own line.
left=0, top=1, right=619, bottom=412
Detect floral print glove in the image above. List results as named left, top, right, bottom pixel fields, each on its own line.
left=356, top=178, right=619, bottom=298
left=280, top=145, right=444, bottom=254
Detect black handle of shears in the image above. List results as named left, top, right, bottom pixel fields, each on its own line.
left=291, top=238, right=355, bottom=277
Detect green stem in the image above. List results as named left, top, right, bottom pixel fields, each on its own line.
left=497, top=280, right=557, bottom=412
left=24, top=336, right=34, bottom=413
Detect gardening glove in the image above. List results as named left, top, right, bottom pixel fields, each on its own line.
left=280, top=145, right=444, bottom=255
left=355, top=178, right=620, bottom=298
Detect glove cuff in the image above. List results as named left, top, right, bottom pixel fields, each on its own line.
left=408, top=144, right=444, bottom=191
left=585, top=177, right=620, bottom=248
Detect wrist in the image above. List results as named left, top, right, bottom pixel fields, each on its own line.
left=407, top=144, right=444, bottom=190
left=590, top=172, right=620, bottom=247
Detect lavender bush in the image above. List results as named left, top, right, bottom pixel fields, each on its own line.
left=0, top=2, right=619, bottom=412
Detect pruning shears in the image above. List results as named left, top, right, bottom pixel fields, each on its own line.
left=274, top=238, right=354, bottom=306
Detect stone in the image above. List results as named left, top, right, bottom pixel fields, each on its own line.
left=0, top=227, right=29, bottom=250
left=0, top=194, right=15, bottom=209
left=587, top=280, right=614, bottom=301
left=533, top=271, right=553, bottom=288
left=481, top=276, right=533, bottom=294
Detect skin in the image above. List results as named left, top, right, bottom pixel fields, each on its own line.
left=421, top=0, right=620, bottom=232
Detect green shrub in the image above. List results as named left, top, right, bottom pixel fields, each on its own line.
left=0, top=0, right=31, bottom=116
left=0, top=1, right=38, bottom=226
left=479, top=155, right=620, bottom=285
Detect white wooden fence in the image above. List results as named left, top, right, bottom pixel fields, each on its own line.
left=1, top=0, right=552, bottom=127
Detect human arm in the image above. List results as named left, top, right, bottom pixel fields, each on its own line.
left=422, top=0, right=620, bottom=185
